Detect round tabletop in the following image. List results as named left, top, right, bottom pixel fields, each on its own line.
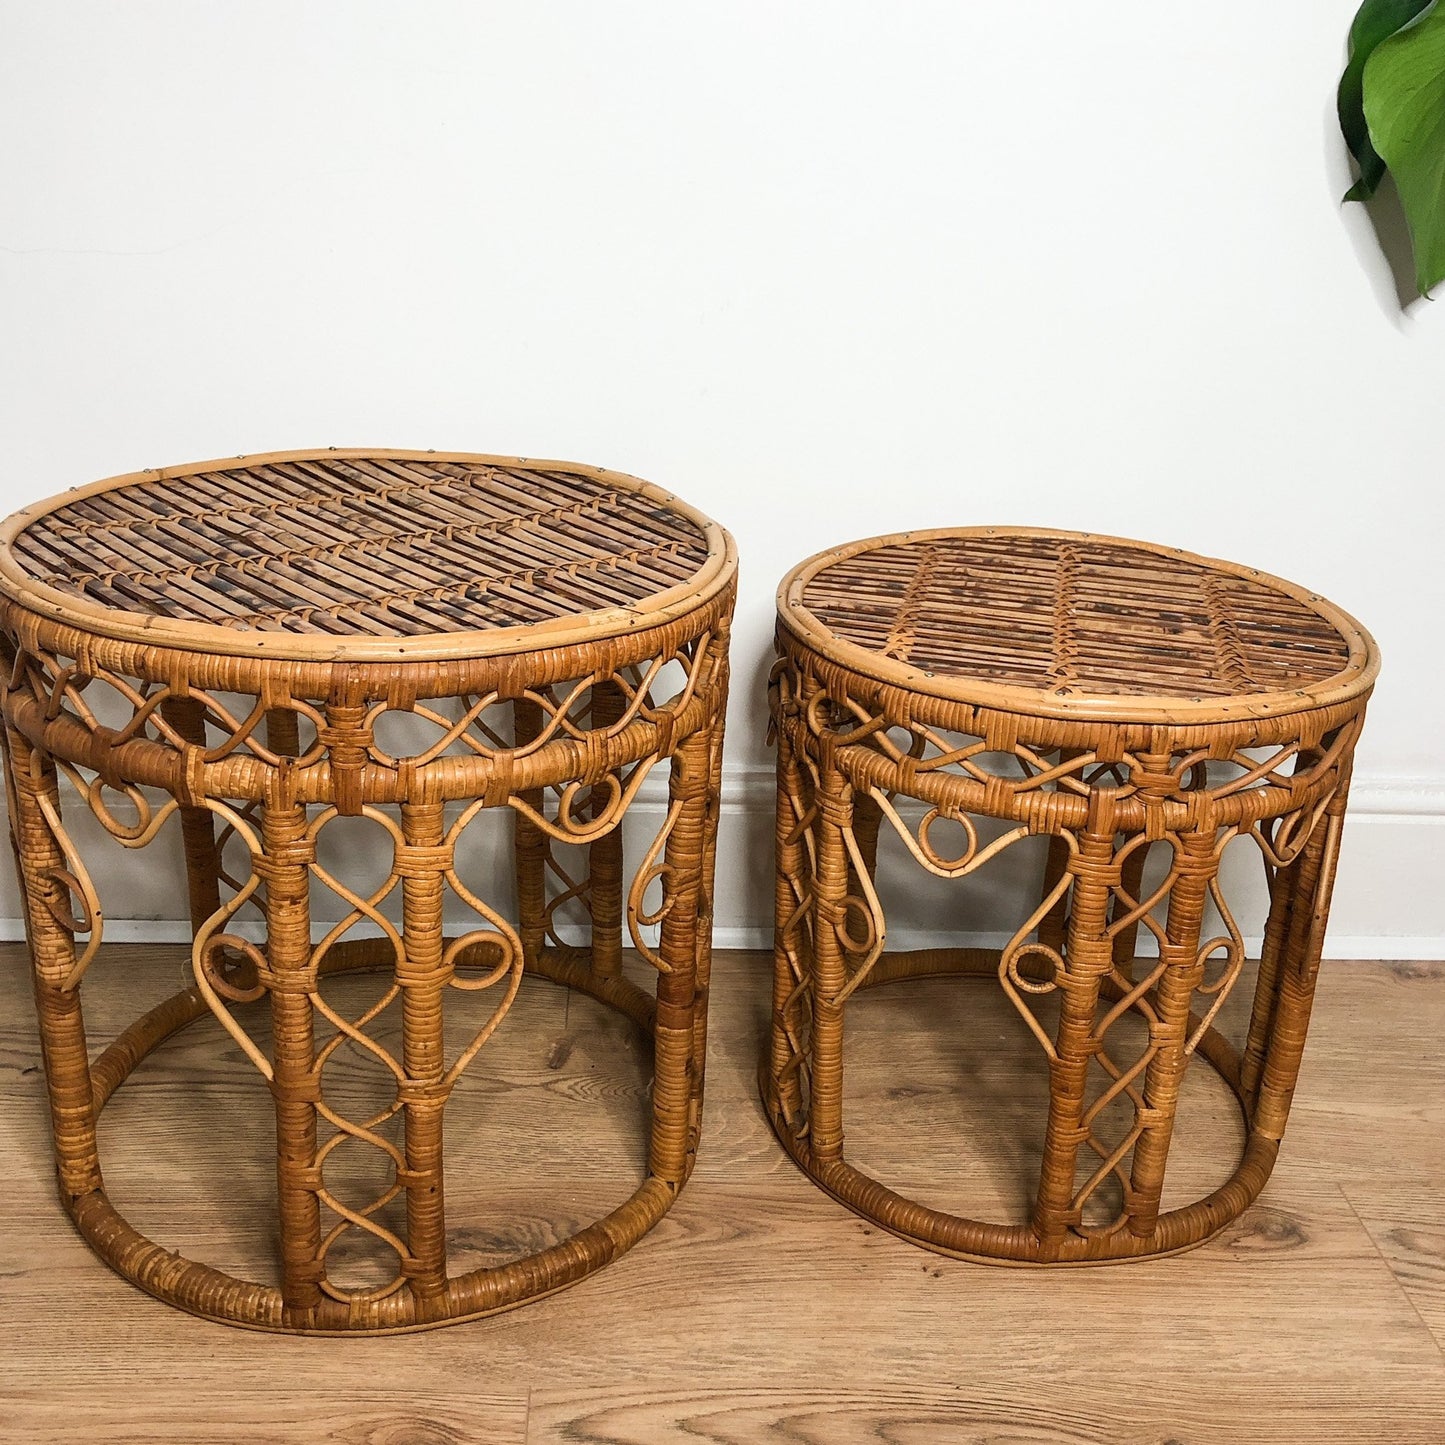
left=778, top=527, right=1379, bottom=724
left=0, top=449, right=736, bottom=662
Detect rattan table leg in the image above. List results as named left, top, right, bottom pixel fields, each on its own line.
left=160, top=696, right=224, bottom=935
left=1252, top=772, right=1351, bottom=1143
left=648, top=727, right=713, bottom=1189
left=257, top=794, right=325, bottom=1324
left=3, top=725, right=102, bottom=1202
left=266, top=706, right=302, bottom=758
left=802, top=757, right=854, bottom=1169
left=512, top=697, right=548, bottom=969
left=1032, top=789, right=1121, bottom=1255
left=1126, top=829, right=1220, bottom=1238
left=1036, top=749, right=1085, bottom=961
left=588, top=680, right=627, bottom=980
left=397, top=799, right=451, bottom=1311
left=768, top=691, right=811, bottom=1131
left=689, top=656, right=728, bottom=1152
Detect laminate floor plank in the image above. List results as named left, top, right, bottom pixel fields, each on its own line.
left=2, top=1390, right=529, bottom=1445
left=1342, top=1182, right=1445, bottom=1357
left=526, top=1377, right=1445, bottom=1445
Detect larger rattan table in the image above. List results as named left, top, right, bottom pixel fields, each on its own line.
left=0, top=448, right=735, bottom=1332
left=764, top=527, right=1378, bottom=1264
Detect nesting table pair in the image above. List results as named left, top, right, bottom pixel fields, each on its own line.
left=0, top=450, right=1377, bottom=1330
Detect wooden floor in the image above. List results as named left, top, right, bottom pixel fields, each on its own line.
left=2, top=943, right=1443, bottom=1444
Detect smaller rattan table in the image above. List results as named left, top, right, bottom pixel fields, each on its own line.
left=764, top=527, right=1378, bottom=1264
left=0, top=448, right=735, bottom=1331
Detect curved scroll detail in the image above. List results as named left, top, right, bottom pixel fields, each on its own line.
left=870, top=787, right=1031, bottom=881
left=19, top=783, right=105, bottom=992
left=23, top=760, right=187, bottom=991
left=190, top=801, right=274, bottom=1080
left=823, top=822, right=887, bottom=1006
left=507, top=757, right=658, bottom=847
left=440, top=804, right=525, bottom=1086
left=1245, top=788, right=1336, bottom=870
left=996, top=852, right=1076, bottom=1062
left=627, top=797, right=680, bottom=973
left=1183, top=839, right=1249, bottom=1057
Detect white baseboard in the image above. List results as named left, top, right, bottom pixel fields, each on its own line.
left=1, top=918, right=1438, bottom=962
left=698, top=929, right=1445, bottom=961
left=0, top=766, right=1440, bottom=963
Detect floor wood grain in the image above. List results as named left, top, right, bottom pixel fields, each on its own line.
left=2, top=945, right=1442, bottom=1443
left=526, top=1380, right=1445, bottom=1445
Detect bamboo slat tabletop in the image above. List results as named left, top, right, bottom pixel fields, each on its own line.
left=779, top=528, right=1379, bottom=723
left=0, top=449, right=734, bottom=662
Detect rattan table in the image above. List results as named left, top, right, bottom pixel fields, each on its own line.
left=0, top=448, right=735, bottom=1332
left=764, top=527, right=1378, bottom=1264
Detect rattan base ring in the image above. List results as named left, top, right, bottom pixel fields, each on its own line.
left=78, top=940, right=667, bottom=1335
left=761, top=947, right=1270, bottom=1267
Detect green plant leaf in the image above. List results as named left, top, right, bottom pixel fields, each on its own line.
left=1340, top=0, right=1437, bottom=200
left=1364, top=1, right=1445, bottom=292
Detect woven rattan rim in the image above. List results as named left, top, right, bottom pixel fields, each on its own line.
left=0, top=448, right=737, bottom=663
left=778, top=527, right=1380, bottom=725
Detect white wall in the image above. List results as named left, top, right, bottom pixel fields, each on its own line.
left=1, top=1, right=1440, bottom=955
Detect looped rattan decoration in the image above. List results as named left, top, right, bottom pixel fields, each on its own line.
left=0, top=449, right=735, bottom=1332
left=763, top=527, right=1378, bottom=1264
